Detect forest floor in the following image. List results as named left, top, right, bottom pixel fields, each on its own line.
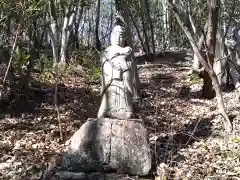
left=1, top=51, right=240, bottom=180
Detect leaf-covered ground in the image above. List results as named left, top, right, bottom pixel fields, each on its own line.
left=1, top=51, right=240, bottom=179
left=137, top=52, right=240, bottom=179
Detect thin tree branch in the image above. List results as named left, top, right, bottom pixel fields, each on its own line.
left=54, top=62, right=63, bottom=141
left=3, top=24, right=20, bottom=84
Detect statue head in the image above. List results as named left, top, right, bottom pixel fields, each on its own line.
left=110, top=25, right=127, bottom=47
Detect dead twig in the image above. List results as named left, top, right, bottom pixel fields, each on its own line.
left=54, top=62, right=63, bottom=141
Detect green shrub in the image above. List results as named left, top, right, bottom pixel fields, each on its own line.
left=39, top=69, right=54, bottom=83
left=13, top=45, right=31, bottom=74
left=189, top=72, right=202, bottom=84
left=70, top=47, right=101, bottom=83
left=38, top=53, right=53, bottom=71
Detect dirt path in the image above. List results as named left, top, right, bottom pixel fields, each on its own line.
left=137, top=52, right=240, bottom=179
left=0, top=52, right=240, bottom=179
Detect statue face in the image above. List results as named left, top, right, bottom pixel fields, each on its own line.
left=118, top=34, right=126, bottom=47
left=110, top=25, right=126, bottom=47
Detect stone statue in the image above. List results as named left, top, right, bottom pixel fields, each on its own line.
left=61, top=21, right=151, bottom=178
left=97, top=25, right=134, bottom=119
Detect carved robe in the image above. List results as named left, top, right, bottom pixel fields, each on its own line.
left=97, top=45, right=134, bottom=119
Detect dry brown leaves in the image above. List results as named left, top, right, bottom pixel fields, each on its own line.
left=138, top=54, right=240, bottom=180
left=1, top=53, right=240, bottom=179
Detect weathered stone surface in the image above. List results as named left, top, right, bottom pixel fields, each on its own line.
left=55, top=171, right=86, bottom=180
left=61, top=118, right=151, bottom=176
left=97, top=25, right=134, bottom=119
left=56, top=171, right=151, bottom=180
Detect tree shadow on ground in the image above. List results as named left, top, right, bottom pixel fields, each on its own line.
left=0, top=49, right=213, bottom=179
left=138, top=88, right=214, bottom=178
left=137, top=81, right=214, bottom=177
left=136, top=51, right=191, bottom=68
left=0, top=79, right=101, bottom=117
left=152, top=117, right=213, bottom=168
left=151, top=73, right=176, bottom=85
left=0, top=78, right=102, bottom=180
left=0, top=83, right=101, bottom=147
left=135, top=51, right=216, bottom=177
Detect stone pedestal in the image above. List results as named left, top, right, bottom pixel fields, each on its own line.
left=61, top=118, right=151, bottom=176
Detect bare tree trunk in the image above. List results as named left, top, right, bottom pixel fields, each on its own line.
left=144, top=0, right=156, bottom=58
left=87, top=10, right=91, bottom=46
left=48, top=25, right=58, bottom=65
left=68, top=8, right=77, bottom=53
left=108, top=4, right=114, bottom=44
left=203, top=0, right=220, bottom=99
left=222, top=0, right=236, bottom=39
left=101, top=4, right=113, bottom=45
left=185, top=2, right=209, bottom=73
left=188, top=13, right=197, bottom=35
left=186, top=4, right=205, bottom=71
left=116, top=0, right=141, bottom=99
left=192, top=21, right=209, bottom=72
left=74, top=5, right=84, bottom=49
left=216, top=0, right=236, bottom=88
left=127, top=7, right=148, bottom=55
left=95, top=0, right=101, bottom=51
left=202, top=71, right=213, bottom=98
left=102, top=6, right=112, bottom=45
left=139, top=0, right=151, bottom=56
left=59, top=7, right=73, bottom=67
left=203, top=13, right=214, bottom=98
left=228, top=58, right=240, bottom=96
left=48, top=0, right=59, bottom=67
left=167, top=0, right=232, bottom=132
left=162, top=0, right=170, bottom=48
left=80, top=12, right=86, bottom=45
left=214, top=30, right=226, bottom=87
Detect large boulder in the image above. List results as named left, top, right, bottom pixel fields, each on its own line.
left=55, top=171, right=151, bottom=180
left=61, top=118, right=151, bottom=176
